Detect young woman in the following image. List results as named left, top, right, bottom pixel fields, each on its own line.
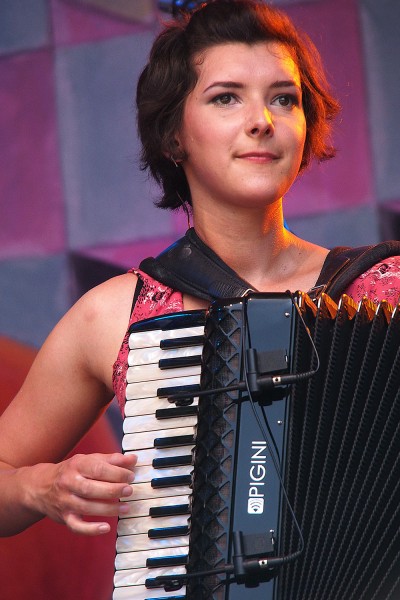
left=0, top=0, right=399, bottom=540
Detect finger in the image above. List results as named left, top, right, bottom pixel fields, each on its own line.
left=66, top=495, right=130, bottom=518
left=72, top=477, right=133, bottom=501
left=74, top=455, right=136, bottom=485
left=64, top=512, right=112, bottom=536
left=109, top=452, right=137, bottom=468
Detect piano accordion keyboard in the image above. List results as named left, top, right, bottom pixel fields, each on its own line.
left=113, top=312, right=206, bottom=600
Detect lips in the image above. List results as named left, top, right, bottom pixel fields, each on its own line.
left=236, top=151, right=278, bottom=162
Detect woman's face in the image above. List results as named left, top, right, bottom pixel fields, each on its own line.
left=176, top=42, right=306, bottom=215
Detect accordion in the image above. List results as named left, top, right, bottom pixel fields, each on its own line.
left=113, top=291, right=400, bottom=600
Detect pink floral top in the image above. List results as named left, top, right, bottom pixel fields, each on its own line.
left=112, top=258, right=400, bottom=415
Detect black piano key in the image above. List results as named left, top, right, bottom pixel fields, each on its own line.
left=153, top=455, right=193, bottom=469
left=149, top=504, right=190, bottom=517
left=160, top=334, right=205, bottom=349
left=145, top=596, right=185, bottom=600
left=129, top=310, right=205, bottom=334
left=157, top=384, right=200, bottom=398
left=148, top=525, right=189, bottom=539
left=155, top=406, right=198, bottom=419
left=145, top=578, right=184, bottom=592
left=154, top=434, right=195, bottom=448
left=146, top=554, right=188, bottom=568
left=151, top=474, right=192, bottom=488
left=159, top=355, right=202, bottom=370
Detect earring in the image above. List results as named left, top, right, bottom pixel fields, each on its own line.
left=177, top=192, right=191, bottom=230
left=171, top=156, right=179, bottom=168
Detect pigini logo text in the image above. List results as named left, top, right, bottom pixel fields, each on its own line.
left=247, top=440, right=267, bottom=514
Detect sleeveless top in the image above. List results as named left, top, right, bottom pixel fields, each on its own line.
left=112, top=258, right=400, bottom=415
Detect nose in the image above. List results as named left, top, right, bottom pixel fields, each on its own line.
left=247, top=106, right=274, bottom=137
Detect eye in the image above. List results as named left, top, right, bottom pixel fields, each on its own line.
left=272, top=94, right=299, bottom=109
left=211, top=93, right=238, bottom=106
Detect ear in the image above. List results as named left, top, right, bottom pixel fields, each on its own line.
left=162, top=138, right=179, bottom=160
left=170, top=136, right=185, bottom=163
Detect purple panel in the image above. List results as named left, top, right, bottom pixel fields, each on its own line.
left=283, top=0, right=374, bottom=217
left=78, top=235, right=180, bottom=270
left=0, top=50, right=65, bottom=259
left=56, top=33, right=173, bottom=250
left=51, top=0, right=152, bottom=46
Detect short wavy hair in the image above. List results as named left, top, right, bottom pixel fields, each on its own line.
left=136, top=0, right=340, bottom=210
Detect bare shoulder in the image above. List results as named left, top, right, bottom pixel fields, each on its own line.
left=73, top=271, right=138, bottom=328
left=63, top=272, right=139, bottom=386
left=0, top=272, right=139, bottom=466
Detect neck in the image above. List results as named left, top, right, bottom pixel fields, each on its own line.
left=193, top=201, right=289, bottom=286
left=191, top=201, right=329, bottom=293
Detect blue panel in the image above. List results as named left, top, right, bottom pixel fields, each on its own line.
left=0, top=255, right=71, bottom=347
left=360, top=0, right=400, bottom=202
left=56, top=32, right=173, bottom=250
left=0, top=0, right=49, bottom=55
left=287, top=205, right=379, bottom=249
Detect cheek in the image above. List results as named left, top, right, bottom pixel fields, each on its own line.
left=291, top=120, right=307, bottom=163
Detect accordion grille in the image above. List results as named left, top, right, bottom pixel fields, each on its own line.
left=279, top=296, right=400, bottom=600
left=188, top=308, right=243, bottom=599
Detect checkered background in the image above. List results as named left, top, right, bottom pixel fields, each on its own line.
left=1, top=0, right=400, bottom=347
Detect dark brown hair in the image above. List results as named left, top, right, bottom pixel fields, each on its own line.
left=137, top=0, right=340, bottom=209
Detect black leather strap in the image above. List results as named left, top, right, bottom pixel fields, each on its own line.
left=139, top=229, right=400, bottom=303
left=139, top=228, right=254, bottom=301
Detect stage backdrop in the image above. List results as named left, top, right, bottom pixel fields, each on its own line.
left=0, top=1, right=399, bottom=598
left=1, top=0, right=400, bottom=347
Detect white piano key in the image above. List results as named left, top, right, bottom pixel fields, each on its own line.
left=120, top=482, right=191, bottom=502
left=133, top=464, right=192, bottom=485
left=126, top=374, right=200, bottom=400
left=124, top=395, right=198, bottom=418
left=118, top=495, right=190, bottom=518
left=129, top=325, right=204, bottom=350
left=113, top=584, right=186, bottom=599
left=116, top=532, right=189, bottom=554
left=114, top=565, right=186, bottom=587
left=127, top=363, right=201, bottom=384
left=127, top=445, right=194, bottom=467
left=122, top=426, right=195, bottom=451
left=123, top=413, right=197, bottom=435
left=117, top=513, right=189, bottom=536
left=128, top=344, right=203, bottom=366
left=115, top=545, right=188, bottom=570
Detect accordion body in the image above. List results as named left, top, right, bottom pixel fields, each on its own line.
left=113, top=291, right=400, bottom=600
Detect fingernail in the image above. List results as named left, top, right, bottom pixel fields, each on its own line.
left=98, top=524, right=110, bottom=533
left=119, top=504, right=130, bottom=515
left=128, top=472, right=135, bottom=483
left=122, top=485, right=133, bottom=497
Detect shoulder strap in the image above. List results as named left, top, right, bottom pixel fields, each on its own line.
left=311, top=240, right=400, bottom=302
left=140, top=230, right=400, bottom=303
left=139, top=228, right=253, bottom=301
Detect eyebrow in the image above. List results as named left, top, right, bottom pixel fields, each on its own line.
left=203, top=79, right=301, bottom=93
